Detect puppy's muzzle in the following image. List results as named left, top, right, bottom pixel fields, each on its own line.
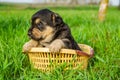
left=28, top=30, right=43, bottom=41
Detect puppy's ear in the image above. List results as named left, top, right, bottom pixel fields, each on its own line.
left=52, top=13, right=63, bottom=26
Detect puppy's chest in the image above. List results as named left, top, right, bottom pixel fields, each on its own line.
left=38, top=33, right=55, bottom=47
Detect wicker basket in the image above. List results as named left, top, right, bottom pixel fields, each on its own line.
left=24, top=44, right=94, bottom=71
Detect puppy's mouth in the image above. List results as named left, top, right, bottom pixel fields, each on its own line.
left=28, top=27, right=44, bottom=41
left=28, top=33, right=43, bottom=41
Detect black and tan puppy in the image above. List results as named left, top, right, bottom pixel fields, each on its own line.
left=23, top=9, right=81, bottom=52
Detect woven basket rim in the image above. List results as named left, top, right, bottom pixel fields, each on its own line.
left=23, top=44, right=94, bottom=57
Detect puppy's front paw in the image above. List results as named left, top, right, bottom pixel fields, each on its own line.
left=49, top=39, right=65, bottom=53
left=49, top=44, right=61, bottom=53
left=22, top=42, right=32, bottom=52
left=23, top=40, right=38, bottom=52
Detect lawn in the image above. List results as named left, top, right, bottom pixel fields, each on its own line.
left=0, top=4, right=120, bottom=80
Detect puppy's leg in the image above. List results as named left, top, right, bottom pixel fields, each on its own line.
left=23, top=39, right=38, bottom=52
left=49, top=39, right=69, bottom=52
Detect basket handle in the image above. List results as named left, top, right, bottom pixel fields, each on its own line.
left=76, top=49, right=94, bottom=57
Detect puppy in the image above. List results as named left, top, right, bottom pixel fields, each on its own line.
left=23, top=9, right=81, bottom=52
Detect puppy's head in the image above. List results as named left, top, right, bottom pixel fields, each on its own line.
left=28, top=9, right=64, bottom=41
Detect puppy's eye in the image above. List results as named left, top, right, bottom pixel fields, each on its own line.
left=37, top=22, right=42, bottom=27
left=39, top=22, right=42, bottom=25
left=36, top=22, right=44, bottom=31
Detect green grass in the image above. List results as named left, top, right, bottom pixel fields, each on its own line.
left=0, top=4, right=120, bottom=80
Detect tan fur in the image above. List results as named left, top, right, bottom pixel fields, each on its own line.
left=42, top=26, right=54, bottom=39
left=35, top=18, right=41, bottom=24
left=39, top=26, right=55, bottom=47
left=49, top=39, right=66, bottom=52
left=32, top=26, right=54, bottom=41
left=52, top=15, right=55, bottom=25
left=32, top=28, right=42, bottom=39
left=23, top=39, right=38, bottom=52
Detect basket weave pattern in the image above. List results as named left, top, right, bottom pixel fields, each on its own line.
left=26, top=44, right=93, bottom=71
